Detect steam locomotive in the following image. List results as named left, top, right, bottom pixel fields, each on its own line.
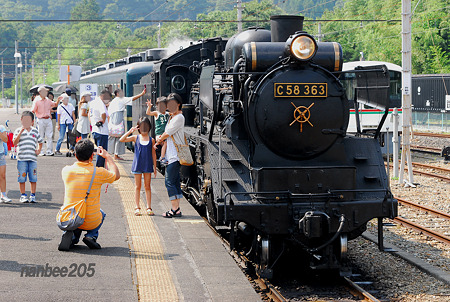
left=57, top=14, right=397, bottom=277
left=134, top=15, right=397, bottom=277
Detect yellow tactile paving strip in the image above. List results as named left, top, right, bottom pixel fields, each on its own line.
left=114, top=163, right=178, bottom=302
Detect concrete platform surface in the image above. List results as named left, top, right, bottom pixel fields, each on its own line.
left=0, top=108, right=261, bottom=301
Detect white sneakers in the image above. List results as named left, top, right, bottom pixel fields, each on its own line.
left=1, top=194, right=11, bottom=203
left=19, top=195, right=29, bottom=203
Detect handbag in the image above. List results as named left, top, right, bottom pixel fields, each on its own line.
left=56, top=167, right=96, bottom=231
left=108, top=120, right=125, bottom=137
left=72, top=120, right=81, bottom=137
left=171, top=135, right=194, bottom=166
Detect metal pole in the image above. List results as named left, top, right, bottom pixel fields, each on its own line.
left=157, top=23, right=161, bottom=48
left=399, top=0, right=414, bottom=186
left=43, top=65, right=45, bottom=85
left=386, top=127, right=390, bottom=188
left=25, top=48, right=28, bottom=73
left=236, top=0, right=243, bottom=33
left=15, top=40, right=18, bottom=114
left=1, top=57, right=4, bottom=101
left=318, top=22, right=322, bottom=42
left=392, top=108, right=399, bottom=178
left=31, top=59, right=35, bottom=86
left=19, top=58, right=22, bottom=108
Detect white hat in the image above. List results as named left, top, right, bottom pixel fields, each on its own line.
left=60, top=93, right=69, bottom=100
left=37, top=86, right=49, bottom=93
left=81, top=92, right=91, bottom=98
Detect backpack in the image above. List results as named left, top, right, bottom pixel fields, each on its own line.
left=56, top=167, right=96, bottom=231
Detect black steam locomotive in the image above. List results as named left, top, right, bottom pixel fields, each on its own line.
left=136, top=15, right=397, bottom=277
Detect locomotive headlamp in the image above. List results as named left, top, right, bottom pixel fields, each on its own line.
left=288, top=33, right=317, bottom=61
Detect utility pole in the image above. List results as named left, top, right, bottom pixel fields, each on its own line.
left=57, top=43, right=61, bottom=71
left=43, top=64, right=46, bottom=85
left=318, top=22, right=322, bottom=42
left=399, top=0, right=414, bottom=186
left=1, top=58, right=4, bottom=101
left=31, top=59, right=35, bottom=86
left=25, top=48, right=28, bottom=72
left=19, top=56, right=23, bottom=108
left=235, top=0, right=244, bottom=33
left=157, top=23, right=161, bottom=48
left=14, top=40, right=18, bottom=114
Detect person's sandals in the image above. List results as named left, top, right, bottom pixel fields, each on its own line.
left=135, top=207, right=141, bottom=216
left=163, top=207, right=182, bottom=218
left=147, top=208, right=155, bottom=216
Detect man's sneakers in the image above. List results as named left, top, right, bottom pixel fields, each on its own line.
left=55, top=151, right=62, bottom=156
left=19, top=194, right=29, bottom=203
left=46, top=151, right=54, bottom=156
left=83, top=237, right=102, bottom=249
left=58, top=231, right=74, bottom=251
left=1, top=194, right=12, bottom=203
left=29, top=194, right=36, bottom=203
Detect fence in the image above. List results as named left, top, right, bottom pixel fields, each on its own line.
left=413, top=111, right=450, bottom=132
left=1, top=99, right=32, bottom=109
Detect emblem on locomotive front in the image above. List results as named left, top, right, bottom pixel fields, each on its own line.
left=289, top=102, right=314, bottom=132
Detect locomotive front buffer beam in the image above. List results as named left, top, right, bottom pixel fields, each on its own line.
left=217, top=197, right=398, bottom=238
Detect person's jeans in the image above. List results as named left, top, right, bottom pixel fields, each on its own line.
left=81, top=133, right=88, bottom=139
left=93, top=132, right=108, bottom=167
left=55, top=123, right=74, bottom=151
left=71, top=210, right=106, bottom=244
left=165, top=161, right=183, bottom=201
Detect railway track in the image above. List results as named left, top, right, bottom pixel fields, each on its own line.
left=203, top=217, right=381, bottom=301
left=387, top=162, right=450, bottom=182
left=393, top=197, right=450, bottom=246
left=410, top=144, right=442, bottom=154
left=414, top=132, right=450, bottom=139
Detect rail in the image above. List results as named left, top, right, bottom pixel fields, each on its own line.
left=414, top=132, right=450, bottom=139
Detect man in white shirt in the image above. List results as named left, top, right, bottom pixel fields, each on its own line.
left=89, top=89, right=111, bottom=167
left=107, top=88, right=146, bottom=160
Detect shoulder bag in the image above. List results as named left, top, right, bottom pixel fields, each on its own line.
left=56, top=166, right=97, bottom=231
left=171, top=135, right=194, bottom=166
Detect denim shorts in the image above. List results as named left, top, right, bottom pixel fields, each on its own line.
left=0, top=154, right=6, bottom=167
left=17, top=160, right=37, bottom=183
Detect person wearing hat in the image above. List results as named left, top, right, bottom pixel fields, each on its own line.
left=65, top=88, right=78, bottom=117
left=31, top=86, right=57, bottom=156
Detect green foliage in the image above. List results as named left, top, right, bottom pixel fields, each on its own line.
left=0, top=0, right=449, bottom=100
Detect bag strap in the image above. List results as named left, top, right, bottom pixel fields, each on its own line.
left=60, top=105, right=74, bottom=123
left=85, top=166, right=97, bottom=201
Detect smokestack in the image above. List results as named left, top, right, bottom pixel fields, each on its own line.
left=270, top=15, right=304, bottom=42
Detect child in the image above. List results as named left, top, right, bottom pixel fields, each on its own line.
left=55, top=93, right=76, bottom=155
left=0, top=122, right=10, bottom=202
left=146, top=97, right=169, bottom=164
left=119, top=117, right=157, bottom=216
left=12, top=111, right=43, bottom=203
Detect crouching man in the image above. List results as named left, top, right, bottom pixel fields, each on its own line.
left=58, top=139, right=120, bottom=251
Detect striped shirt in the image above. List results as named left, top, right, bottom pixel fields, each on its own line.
left=61, top=162, right=116, bottom=230
left=13, top=127, right=43, bottom=162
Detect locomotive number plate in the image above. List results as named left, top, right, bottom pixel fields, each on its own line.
left=274, top=83, right=327, bottom=98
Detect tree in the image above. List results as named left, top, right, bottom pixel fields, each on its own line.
left=70, top=0, right=102, bottom=20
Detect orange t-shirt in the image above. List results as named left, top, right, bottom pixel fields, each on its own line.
left=31, top=97, right=57, bottom=119
left=61, top=161, right=116, bottom=230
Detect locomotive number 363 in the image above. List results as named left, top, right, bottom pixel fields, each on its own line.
left=274, top=83, right=327, bottom=98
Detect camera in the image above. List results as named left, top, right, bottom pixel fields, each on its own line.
left=95, top=121, right=103, bottom=127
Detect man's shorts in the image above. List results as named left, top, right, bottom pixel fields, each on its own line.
left=17, top=160, right=37, bottom=183
left=0, top=154, right=6, bottom=167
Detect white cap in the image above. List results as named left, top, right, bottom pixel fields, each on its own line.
left=60, top=93, right=69, bottom=100
left=81, top=92, right=91, bottom=98
left=37, top=86, right=49, bottom=93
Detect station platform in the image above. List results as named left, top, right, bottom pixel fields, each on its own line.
left=0, top=108, right=261, bottom=301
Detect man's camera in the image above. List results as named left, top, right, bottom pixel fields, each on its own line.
left=95, top=121, right=103, bottom=127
